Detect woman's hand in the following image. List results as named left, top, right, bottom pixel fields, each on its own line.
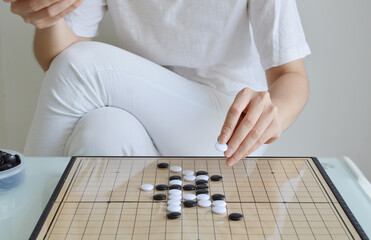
left=5, top=0, right=82, bottom=29
left=218, top=87, right=283, bottom=166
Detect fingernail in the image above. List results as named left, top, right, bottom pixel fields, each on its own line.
left=226, top=158, right=233, bottom=166
left=219, top=134, right=228, bottom=144
left=225, top=148, right=233, bottom=158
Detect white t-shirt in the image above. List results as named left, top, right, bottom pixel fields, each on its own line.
left=65, top=0, right=311, bottom=95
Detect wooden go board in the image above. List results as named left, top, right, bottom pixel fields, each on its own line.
left=30, top=157, right=368, bottom=240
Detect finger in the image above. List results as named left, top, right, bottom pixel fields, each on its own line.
left=31, top=0, right=80, bottom=28
left=27, top=0, right=78, bottom=22
left=246, top=122, right=277, bottom=156
left=218, top=88, right=252, bottom=144
left=227, top=106, right=275, bottom=166
left=11, top=0, right=62, bottom=15
left=224, top=95, right=266, bottom=158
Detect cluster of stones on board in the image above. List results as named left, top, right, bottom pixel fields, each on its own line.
left=140, top=162, right=243, bottom=221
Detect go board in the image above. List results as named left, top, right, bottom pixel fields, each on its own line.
left=30, top=157, right=368, bottom=240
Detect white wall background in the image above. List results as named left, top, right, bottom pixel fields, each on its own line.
left=0, top=1, right=370, bottom=179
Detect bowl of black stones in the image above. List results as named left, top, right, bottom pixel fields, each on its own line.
left=0, top=149, right=25, bottom=193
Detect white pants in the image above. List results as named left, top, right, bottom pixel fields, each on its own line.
left=24, top=42, right=267, bottom=156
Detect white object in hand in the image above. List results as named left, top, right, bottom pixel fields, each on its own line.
left=169, top=189, right=182, bottom=195
left=212, top=200, right=227, bottom=207
left=215, top=141, right=228, bottom=152
left=167, top=205, right=181, bottom=212
left=196, top=175, right=209, bottom=181
left=196, top=194, right=210, bottom=201
left=140, top=184, right=154, bottom=191
left=182, top=170, right=194, bottom=176
left=170, top=166, right=182, bottom=172
left=167, top=199, right=181, bottom=206
left=183, top=194, right=196, bottom=200
left=184, top=175, right=196, bottom=182
left=169, top=180, right=182, bottom=186
left=212, top=206, right=227, bottom=214
left=198, top=200, right=212, bottom=208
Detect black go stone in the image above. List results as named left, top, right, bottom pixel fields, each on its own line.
left=157, top=162, right=169, bottom=168
left=195, top=179, right=208, bottom=185
left=155, top=184, right=168, bottom=191
left=196, top=189, right=209, bottom=195
left=195, top=185, right=208, bottom=190
left=196, top=170, right=208, bottom=176
left=167, top=212, right=181, bottom=219
left=212, top=194, right=225, bottom=201
left=183, top=184, right=195, bottom=191
left=210, top=175, right=223, bottom=181
left=169, top=175, right=182, bottom=180
left=169, top=184, right=182, bottom=190
left=153, top=193, right=166, bottom=200
left=183, top=200, right=197, bottom=208
left=229, top=213, right=244, bottom=221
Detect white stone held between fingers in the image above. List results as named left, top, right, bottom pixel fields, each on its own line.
left=184, top=175, right=196, bottom=182
left=170, top=166, right=182, bottom=172
left=168, top=189, right=182, bottom=195
left=182, top=170, right=194, bottom=176
left=196, top=175, right=209, bottom=181
left=140, top=184, right=154, bottom=191
left=196, top=194, right=210, bottom=201
left=169, top=180, right=182, bottom=186
left=215, top=142, right=228, bottom=152
left=167, top=199, right=181, bottom=206
left=212, top=200, right=227, bottom=207
left=198, top=200, right=212, bottom=208
left=183, top=194, right=196, bottom=200
left=167, top=205, right=181, bottom=212
left=212, top=206, right=227, bottom=214
left=169, top=194, right=182, bottom=200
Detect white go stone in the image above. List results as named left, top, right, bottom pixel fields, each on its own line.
left=196, top=175, right=209, bottom=181
left=212, top=200, right=227, bottom=207
left=183, top=194, right=196, bottom=200
left=167, top=199, right=181, bottom=206
left=169, top=194, right=182, bottom=200
left=198, top=200, right=212, bottom=208
left=215, top=142, right=228, bottom=152
left=140, top=184, right=154, bottom=191
left=182, top=170, right=194, bottom=176
left=170, top=166, right=182, bottom=172
left=184, top=175, right=196, bottom=182
left=169, top=180, right=182, bottom=186
left=167, top=205, right=181, bottom=212
left=168, top=189, right=182, bottom=195
left=196, top=194, right=210, bottom=201
left=212, top=206, right=227, bottom=214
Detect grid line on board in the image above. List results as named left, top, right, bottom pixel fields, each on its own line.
left=79, top=158, right=110, bottom=239
left=55, top=158, right=98, bottom=240
left=130, top=159, right=147, bottom=240
left=218, top=159, right=234, bottom=240
left=115, top=158, right=134, bottom=239
left=98, top=158, right=123, bottom=239
left=306, top=160, right=355, bottom=240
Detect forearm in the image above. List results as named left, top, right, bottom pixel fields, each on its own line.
left=268, top=70, right=309, bottom=132
left=34, top=19, right=90, bottom=71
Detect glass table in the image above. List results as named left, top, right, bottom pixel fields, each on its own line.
left=0, top=157, right=370, bottom=240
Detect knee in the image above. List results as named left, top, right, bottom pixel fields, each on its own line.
left=64, top=107, right=159, bottom=156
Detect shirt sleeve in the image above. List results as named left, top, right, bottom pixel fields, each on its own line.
left=248, top=0, right=311, bottom=70
left=64, top=0, right=108, bottom=38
